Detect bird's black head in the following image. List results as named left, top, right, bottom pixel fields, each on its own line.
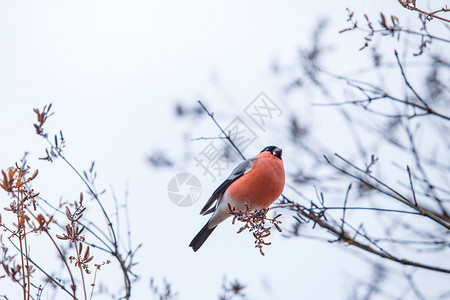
left=260, top=146, right=282, bottom=160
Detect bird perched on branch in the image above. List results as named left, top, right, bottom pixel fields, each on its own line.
left=189, top=146, right=285, bottom=251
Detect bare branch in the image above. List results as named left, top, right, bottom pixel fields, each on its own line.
left=394, top=50, right=428, bottom=108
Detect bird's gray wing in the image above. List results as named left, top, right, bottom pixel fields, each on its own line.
left=199, top=157, right=258, bottom=215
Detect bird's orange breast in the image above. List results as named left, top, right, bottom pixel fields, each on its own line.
left=225, top=152, right=285, bottom=210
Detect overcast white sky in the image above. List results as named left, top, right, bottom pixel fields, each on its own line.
left=1, top=1, right=448, bottom=299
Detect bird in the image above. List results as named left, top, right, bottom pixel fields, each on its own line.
left=189, top=145, right=285, bottom=252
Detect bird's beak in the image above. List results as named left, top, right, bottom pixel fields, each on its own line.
left=274, top=148, right=282, bottom=158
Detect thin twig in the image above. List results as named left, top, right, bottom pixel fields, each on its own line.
left=404, top=125, right=448, bottom=216
left=324, top=154, right=450, bottom=230
left=312, top=74, right=450, bottom=121
left=35, top=105, right=132, bottom=299
left=36, top=196, right=112, bottom=253
left=191, top=136, right=228, bottom=141
left=197, top=101, right=246, bottom=160
left=8, top=239, right=78, bottom=299
left=394, top=50, right=428, bottom=108
left=340, top=184, right=352, bottom=233
left=270, top=204, right=422, bottom=215
left=282, top=197, right=450, bottom=273
left=407, top=166, right=418, bottom=206
left=398, top=2, right=450, bottom=23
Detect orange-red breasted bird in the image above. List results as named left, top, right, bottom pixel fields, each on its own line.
left=189, top=146, right=285, bottom=251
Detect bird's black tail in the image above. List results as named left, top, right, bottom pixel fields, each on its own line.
left=189, top=223, right=216, bottom=252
